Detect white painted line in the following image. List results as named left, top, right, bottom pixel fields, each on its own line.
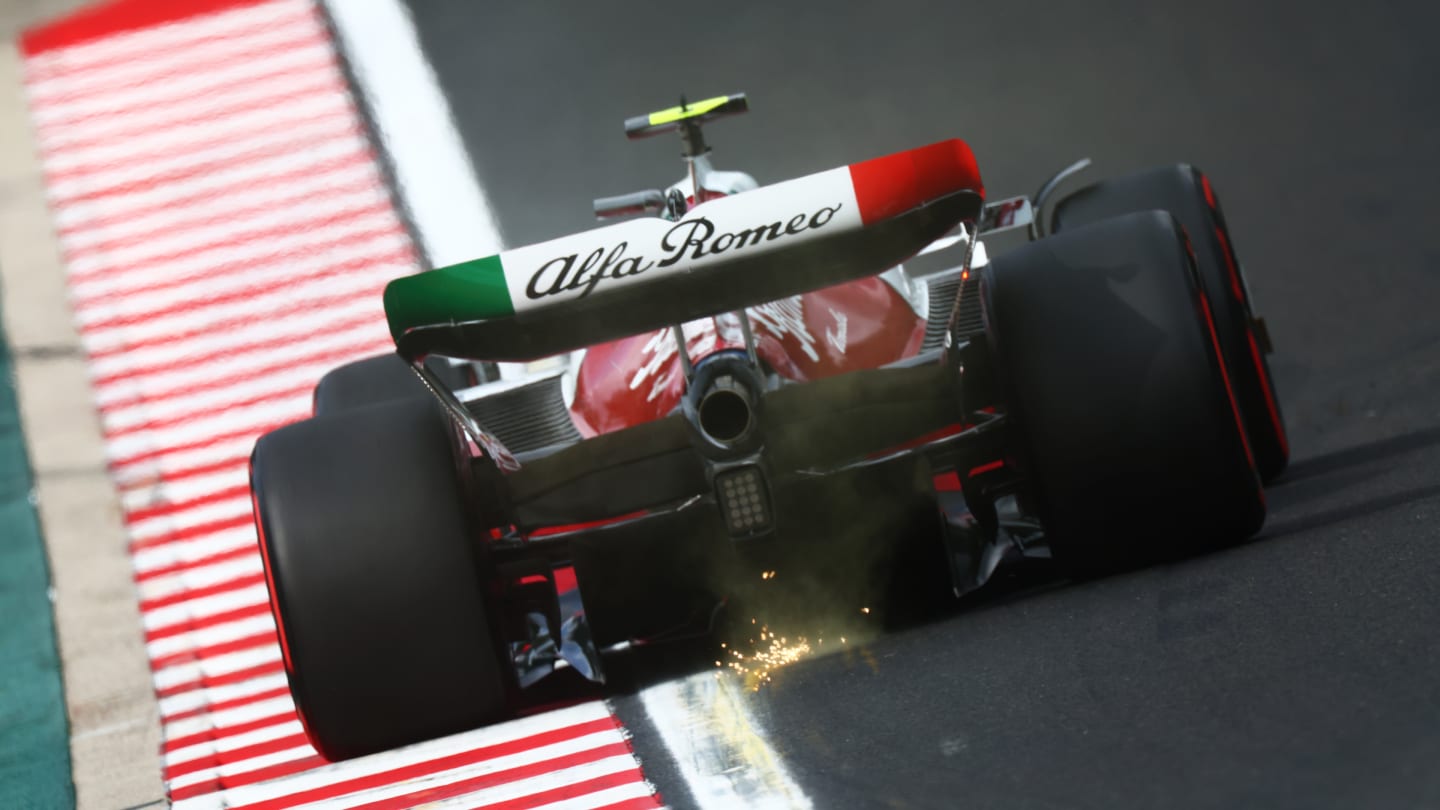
left=640, top=674, right=813, bottom=809
left=325, top=0, right=504, bottom=265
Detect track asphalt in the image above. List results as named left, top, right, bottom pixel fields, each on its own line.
left=412, top=1, right=1440, bottom=807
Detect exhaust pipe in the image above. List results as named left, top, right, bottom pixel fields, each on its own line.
left=683, top=351, right=764, bottom=455
left=698, top=376, right=754, bottom=444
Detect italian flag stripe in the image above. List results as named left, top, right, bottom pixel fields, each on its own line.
left=384, top=253, right=511, bottom=341
left=847, top=139, right=984, bottom=227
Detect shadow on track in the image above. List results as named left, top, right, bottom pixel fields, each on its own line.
left=531, top=425, right=1440, bottom=703
left=1261, top=483, right=1440, bottom=541
left=596, top=554, right=1072, bottom=699
left=1254, top=424, right=1440, bottom=539
left=1279, top=424, right=1440, bottom=483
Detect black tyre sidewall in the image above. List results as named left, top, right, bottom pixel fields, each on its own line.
left=982, top=211, right=1264, bottom=573
left=251, top=396, right=505, bottom=760
left=1053, top=165, right=1288, bottom=482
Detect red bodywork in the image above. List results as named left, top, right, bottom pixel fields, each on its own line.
left=570, top=279, right=927, bottom=436
left=568, top=137, right=984, bottom=436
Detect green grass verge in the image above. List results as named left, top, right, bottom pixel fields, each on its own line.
left=0, top=315, right=75, bottom=808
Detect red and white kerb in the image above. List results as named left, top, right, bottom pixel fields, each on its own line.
left=21, top=0, right=660, bottom=807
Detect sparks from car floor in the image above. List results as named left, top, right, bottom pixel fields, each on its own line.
left=715, top=623, right=824, bottom=692
left=713, top=587, right=878, bottom=691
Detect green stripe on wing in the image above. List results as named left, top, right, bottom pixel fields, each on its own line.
left=384, top=254, right=513, bottom=342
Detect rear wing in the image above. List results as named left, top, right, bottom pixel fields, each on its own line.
left=385, top=139, right=985, bottom=362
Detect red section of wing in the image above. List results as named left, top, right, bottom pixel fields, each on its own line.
left=21, top=0, right=277, bottom=54
left=847, top=139, right=984, bottom=226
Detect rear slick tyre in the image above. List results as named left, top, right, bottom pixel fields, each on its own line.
left=981, top=211, right=1265, bottom=574
left=250, top=396, right=506, bottom=760
left=1053, top=165, right=1289, bottom=482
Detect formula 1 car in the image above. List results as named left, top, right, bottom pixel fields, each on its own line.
left=250, top=93, right=1288, bottom=761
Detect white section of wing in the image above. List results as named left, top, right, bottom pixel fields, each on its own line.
left=500, top=166, right=861, bottom=314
